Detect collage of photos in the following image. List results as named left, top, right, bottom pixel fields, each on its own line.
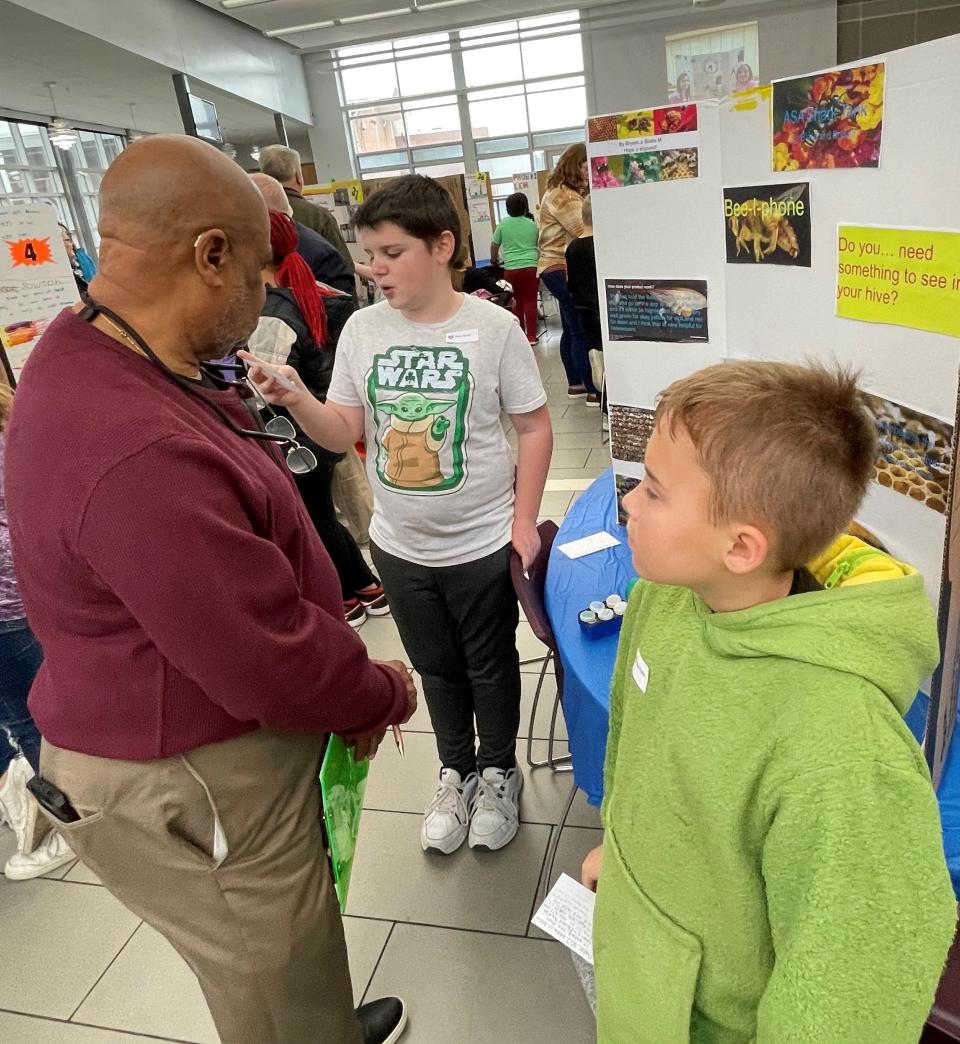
left=587, top=105, right=699, bottom=190
left=863, top=393, right=953, bottom=515
left=773, top=62, right=884, bottom=171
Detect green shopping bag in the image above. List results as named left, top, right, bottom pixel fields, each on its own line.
left=319, top=735, right=369, bottom=912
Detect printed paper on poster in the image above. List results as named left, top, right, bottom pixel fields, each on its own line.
left=836, top=225, right=960, bottom=339
left=615, top=474, right=641, bottom=526
left=587, top=105, right=700, bottom=190
left=606, top=279, right=708, bottom=343
left=723, top=183, right=811, bottom=267
left=609, top=404, right=657, bottom=464
left=0, top=204, right=77, bottom=384
left=862, top=392, right=952, bottom=514
left=772, top=62, right=883, bottom=171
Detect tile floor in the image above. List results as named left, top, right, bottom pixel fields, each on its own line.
left=0, top=329, right=608, bottom=1043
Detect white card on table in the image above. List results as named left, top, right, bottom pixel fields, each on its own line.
left=557, top=531, right=621, bottom=560
left=531, top=872, right=596, bottom=965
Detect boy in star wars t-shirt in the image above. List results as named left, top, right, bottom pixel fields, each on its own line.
left=242, top=175, right=553, bottom=857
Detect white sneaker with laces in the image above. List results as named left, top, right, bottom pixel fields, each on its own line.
left=421, top=768, right=478, bottom=855
left=0, top=756, right=34, bottom=852
left=5, top=830, right=75, bottom=881
left=468, top=764, right=523, bottom=851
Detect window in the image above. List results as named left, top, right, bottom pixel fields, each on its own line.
left=75, top=130, right=126, bottom=243
left=333, top=12, right=585, bottom=183
left=0, top=120, right=124, bottom=252
left=0, top=120, right=73, bottom=229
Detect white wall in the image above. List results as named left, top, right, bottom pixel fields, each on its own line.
left=5, top=0, right=312, bottom=123
left=303, top=57, right=355, bottom=184
left=584, top=0, right=837, bottom=115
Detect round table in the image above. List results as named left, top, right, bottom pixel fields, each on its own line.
left=544, top=468, right=636, bottom=807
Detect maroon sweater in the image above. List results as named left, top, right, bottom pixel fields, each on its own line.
left=4, top=309, right=407, bottom=760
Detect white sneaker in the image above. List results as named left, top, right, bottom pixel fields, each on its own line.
left=421, top=768, right=478, bottom=855
left=0, top=756, right=34, bottom=852
left=5, top=830, right=75, bottom=881
left=468, top=764, right=523, bottom=851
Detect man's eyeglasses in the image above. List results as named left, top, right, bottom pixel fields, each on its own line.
left=245, top=377, right=318, bottom=475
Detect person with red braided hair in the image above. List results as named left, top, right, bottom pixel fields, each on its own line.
left=247, top=210, right=391, bottom=628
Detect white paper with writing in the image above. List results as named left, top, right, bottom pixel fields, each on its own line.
left=557, top=530, right=621, bottom=560
left=531, top=872, right=596, bottom=964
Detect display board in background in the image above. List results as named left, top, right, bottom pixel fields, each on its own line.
left=665, top=21, right=760, bottom=103
left=0, top=204, right=76, bottom=387
left=512, top=173, right=541, bottom=217
left=465, top=173, right=496, bottom=267
left=303, top=179, right=365, bottom=264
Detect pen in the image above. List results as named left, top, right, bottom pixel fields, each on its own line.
left=393, top=725, right=405, bottom=757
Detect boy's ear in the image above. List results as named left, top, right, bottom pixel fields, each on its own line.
left=432, top=230, right=456, bottom=266
left=722, top=523, right=771, bottom=576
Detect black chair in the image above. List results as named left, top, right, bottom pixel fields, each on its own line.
left=510, top=519, right=572, bottom=772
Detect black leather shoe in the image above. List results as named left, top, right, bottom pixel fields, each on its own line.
left=357, top=996, right=407, bottom=1044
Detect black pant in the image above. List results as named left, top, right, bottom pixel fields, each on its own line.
left=294, top=459, right=376, bottom=600
left=371, top=542, right=521, bottom=776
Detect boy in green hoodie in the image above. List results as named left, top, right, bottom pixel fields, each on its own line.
left=581, top=361, right=957, bottom=1044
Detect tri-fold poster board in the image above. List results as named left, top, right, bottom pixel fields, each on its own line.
left=591, top=34, right=960, bottom=782
left=0, top=203, right=76, bottom=388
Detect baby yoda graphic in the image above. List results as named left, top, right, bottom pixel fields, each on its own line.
left=377, top=392, right=457, bottom=489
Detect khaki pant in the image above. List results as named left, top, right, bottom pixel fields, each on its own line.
left=41, top=730, right=363, bottom=1044
left=331, top=447, right=373, bottom=546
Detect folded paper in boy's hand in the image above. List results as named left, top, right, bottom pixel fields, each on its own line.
left=531, top=872, right=595, bottom=964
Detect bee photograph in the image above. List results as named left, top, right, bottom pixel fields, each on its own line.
left=723, top=183, right=812, bottom=267
left=773, top=63, right=884, bottom=170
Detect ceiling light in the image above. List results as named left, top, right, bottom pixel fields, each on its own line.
left=416, top=0, right=473, bottom=8
left=221, top=142, right=238, bottom=160
left=251, top=145, right=261, bottom=162
left=264, top=19, right=336, bottom=36
left=222, top=0, right=276, bottom=8
left=340, top=8, right=412, bottom=24
left=45, top=84, right=76, bottom=151
left=48, top=118, right=78, bottom=151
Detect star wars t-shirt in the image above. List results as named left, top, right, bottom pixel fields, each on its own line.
left=327, top=293, right=547, bottom=567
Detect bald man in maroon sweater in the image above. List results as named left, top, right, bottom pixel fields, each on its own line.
left=4, top=136, right=413, bottom=1044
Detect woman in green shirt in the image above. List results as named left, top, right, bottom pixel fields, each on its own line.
left=491, top=193, right=540, bottom=346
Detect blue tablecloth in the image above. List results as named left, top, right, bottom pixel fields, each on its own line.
left=545, top=469, right=635, bottom=806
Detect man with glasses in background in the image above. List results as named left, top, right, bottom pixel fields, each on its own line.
left=4, top=135, right=413, bottom=1044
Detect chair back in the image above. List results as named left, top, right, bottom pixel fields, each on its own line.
left=510, top=520, right=560, bottom=652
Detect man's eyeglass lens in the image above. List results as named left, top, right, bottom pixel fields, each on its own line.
left=286, top=444, right=317, bottom=475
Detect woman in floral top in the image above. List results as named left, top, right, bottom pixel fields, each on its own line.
left=537, top=143, right=598, bottom=403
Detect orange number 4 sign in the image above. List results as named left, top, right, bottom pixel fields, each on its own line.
left=6, top=237, right=54, bottom=266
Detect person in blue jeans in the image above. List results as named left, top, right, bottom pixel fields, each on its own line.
left=0, top=380, right=74, bottom=879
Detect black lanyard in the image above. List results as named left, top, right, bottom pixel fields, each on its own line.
left=79, top=293, right=287, bottom=452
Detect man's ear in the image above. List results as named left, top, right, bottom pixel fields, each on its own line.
left=194, top=228, right=230, bottom=286
left=722, top=523, right=771, bottom=576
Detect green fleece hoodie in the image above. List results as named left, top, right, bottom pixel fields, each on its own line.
left=595, top=536, right=957, bottom=1044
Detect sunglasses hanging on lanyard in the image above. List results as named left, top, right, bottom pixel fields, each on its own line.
left=79, top=294, right=317, bottom=475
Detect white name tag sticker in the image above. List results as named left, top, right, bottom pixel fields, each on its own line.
left=445, top=329, right=479, bottom=344
left=632, top=650, right=650, bottom=693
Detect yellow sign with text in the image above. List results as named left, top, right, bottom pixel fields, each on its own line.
left=837, top=225, right=960, bottom=338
